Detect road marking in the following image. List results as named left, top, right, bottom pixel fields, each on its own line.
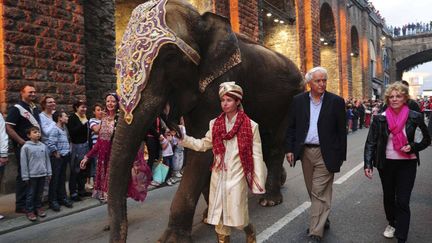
left=334, top=162, right=364, bottom=184
left=257, top=162, right=363, bottom=242
left=257, top=201, right=311, bottom=243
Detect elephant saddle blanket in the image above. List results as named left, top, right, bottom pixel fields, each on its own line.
left=116, top=0, right=201, bottom=124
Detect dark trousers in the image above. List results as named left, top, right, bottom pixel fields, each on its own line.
left=352, top=118, right=358, bottom=131
left=49, top=154, right=70, bottom=204
left=69, top=143, right=89, bottom=197
left=163, top=155, right=173, bottom=181
left=359, top=115, right=365, bottom=128
left=14, top=146, right=28, bottom=211
left=146, top=136, right=160, bottom=169
left=378, top=159, right=417, bottom=241
left=25, top=177, right=46, bottom=212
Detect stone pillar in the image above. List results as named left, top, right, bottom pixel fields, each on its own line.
left=84, top=0, right=116, bottom=108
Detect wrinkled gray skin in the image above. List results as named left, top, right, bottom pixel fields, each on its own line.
left=108, top=0, right=303, bottom=242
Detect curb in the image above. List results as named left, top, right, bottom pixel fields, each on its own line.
left=0, top=198, right=101, bottom=235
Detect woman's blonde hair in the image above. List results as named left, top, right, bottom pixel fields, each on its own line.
left=384, top=82, right=410, bottom=105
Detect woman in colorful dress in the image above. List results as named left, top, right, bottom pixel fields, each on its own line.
left=80, top=94, right=151, bottom=203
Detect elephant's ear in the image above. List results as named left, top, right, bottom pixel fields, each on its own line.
left=198, top=12, right=241, bottom=93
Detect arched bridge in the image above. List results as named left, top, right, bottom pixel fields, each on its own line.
left=393, top=32, right=432, bottom=79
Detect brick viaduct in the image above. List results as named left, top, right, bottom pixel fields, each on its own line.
left=0, top=0, right=431, bottom=192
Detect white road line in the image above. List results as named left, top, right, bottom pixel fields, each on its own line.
left=334, top=162, right=364, bottom=184
left=257, top=201, right=311, bottom=243
left=257, top=162, right=363, bottom=242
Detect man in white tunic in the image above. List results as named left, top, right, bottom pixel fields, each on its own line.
left=180, top=82, right=267, bottom=243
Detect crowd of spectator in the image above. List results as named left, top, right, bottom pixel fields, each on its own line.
left=389, top=21, right=432, bottom=37
left=346, top=95, right=432, bottom=134
left=0, top=84, right=184, bottom=221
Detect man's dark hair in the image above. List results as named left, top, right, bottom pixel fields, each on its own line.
left=26, top=126, right=40, bottom=135
left=53, top=110, right=66, bottom=123
left=401, top=80, right=409, bottom=87
left=20, top=83, right=35, bottom=92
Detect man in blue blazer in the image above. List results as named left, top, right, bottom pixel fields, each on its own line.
left=285, top=67, right=347, bottom=243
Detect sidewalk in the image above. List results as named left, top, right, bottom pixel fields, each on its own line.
left=0, top=181, right=172, bottom=235
left=0, top=193, right=101, bottom=235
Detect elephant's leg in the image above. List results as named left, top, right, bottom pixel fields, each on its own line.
left=259, top=148, right=285, bottom=207
left=108, top=118, right=144, bottom=243
left=158, top=151, right=212, bottom=243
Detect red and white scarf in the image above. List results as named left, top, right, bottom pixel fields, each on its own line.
left=211, top=111, right=263, bottom=192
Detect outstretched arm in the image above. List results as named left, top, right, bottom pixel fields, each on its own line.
left=180, top=121, right=214, bottom=152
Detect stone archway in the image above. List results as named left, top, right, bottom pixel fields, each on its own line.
left=351, top=26, right=362, bottom=99
left=261, top=0, right=300, bottom=67
left=319, top=3, right=339, bottom=94
left=396, top=49, right=432, bottom=79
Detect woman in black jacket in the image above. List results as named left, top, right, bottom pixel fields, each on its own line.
left=364, top=82, right=431, bottom=243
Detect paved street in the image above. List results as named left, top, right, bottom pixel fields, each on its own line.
left=1, top=128, right=431, bottom=243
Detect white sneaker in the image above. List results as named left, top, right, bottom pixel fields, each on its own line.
left=166, top=178, right=174, bottom=186
left=175, top=171, right=183, bottom=178
left=150, top=181, right=160, bottom=186
left=383, top=225, right=395, bottom=238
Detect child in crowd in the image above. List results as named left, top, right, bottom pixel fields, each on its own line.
left=168, top=120, right=186, bottom=185
left=87, top=103, right=103, bottom=190
left=346, top=104, right=354, bottom=133
left=47, top=111, right=73, bottom=211
left=20, top=126, right=52, bottom=221
left=157, top=129, right=174, bottom=186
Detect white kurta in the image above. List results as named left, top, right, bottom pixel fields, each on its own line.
left=181, top=114, right=267, bottom=227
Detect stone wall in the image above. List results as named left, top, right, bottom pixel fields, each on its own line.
left=321, top=46, right=340, bottom=94
left=351, top=56, right=363, bottom=98
left=264, top=24, right=300, bottom=67
left=238, top=0, right=259, bottom=41
left=84, top=0, right=116, bottom=108
left=1, top=0, right=86, bottom=193
left=2, top=0, right=85, bottom=112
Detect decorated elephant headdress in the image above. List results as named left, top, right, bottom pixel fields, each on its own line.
left=116, top=0, right=241, bottom=124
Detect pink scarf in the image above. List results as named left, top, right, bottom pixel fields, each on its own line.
left=385, top=105, right=410, bottom=158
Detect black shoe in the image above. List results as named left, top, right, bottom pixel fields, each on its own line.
left=308, top=235, right=322, bottom=243
left=60, top=200, right=73, bottom=208
left=71, top=196, right=82, bottom=202
left=49, top=202, right=61, bottom=212
left=324, top=218, right=330, bottom=229
left=78, top=191, right=92, bottom=197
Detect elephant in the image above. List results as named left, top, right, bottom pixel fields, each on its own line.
left=108, top=0, right=304, bottom=242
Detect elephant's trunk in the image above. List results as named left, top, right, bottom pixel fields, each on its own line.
left=108, top=92, right=166, bottom=242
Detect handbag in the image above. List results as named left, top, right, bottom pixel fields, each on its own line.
left=152, top=160, right=169, bottom=183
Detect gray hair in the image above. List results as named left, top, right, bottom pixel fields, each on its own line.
left=305, top=67, right=328, bottom=83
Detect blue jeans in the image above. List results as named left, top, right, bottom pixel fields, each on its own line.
left=25, top=177, right=46, bottom=212
left=49, top=154, right=70, bottom=204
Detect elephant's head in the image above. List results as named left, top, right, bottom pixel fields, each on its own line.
left=115, top=0, right=241, bottom=127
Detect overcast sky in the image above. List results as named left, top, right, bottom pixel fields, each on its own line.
left=370, top=0, right=432, bottom=81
